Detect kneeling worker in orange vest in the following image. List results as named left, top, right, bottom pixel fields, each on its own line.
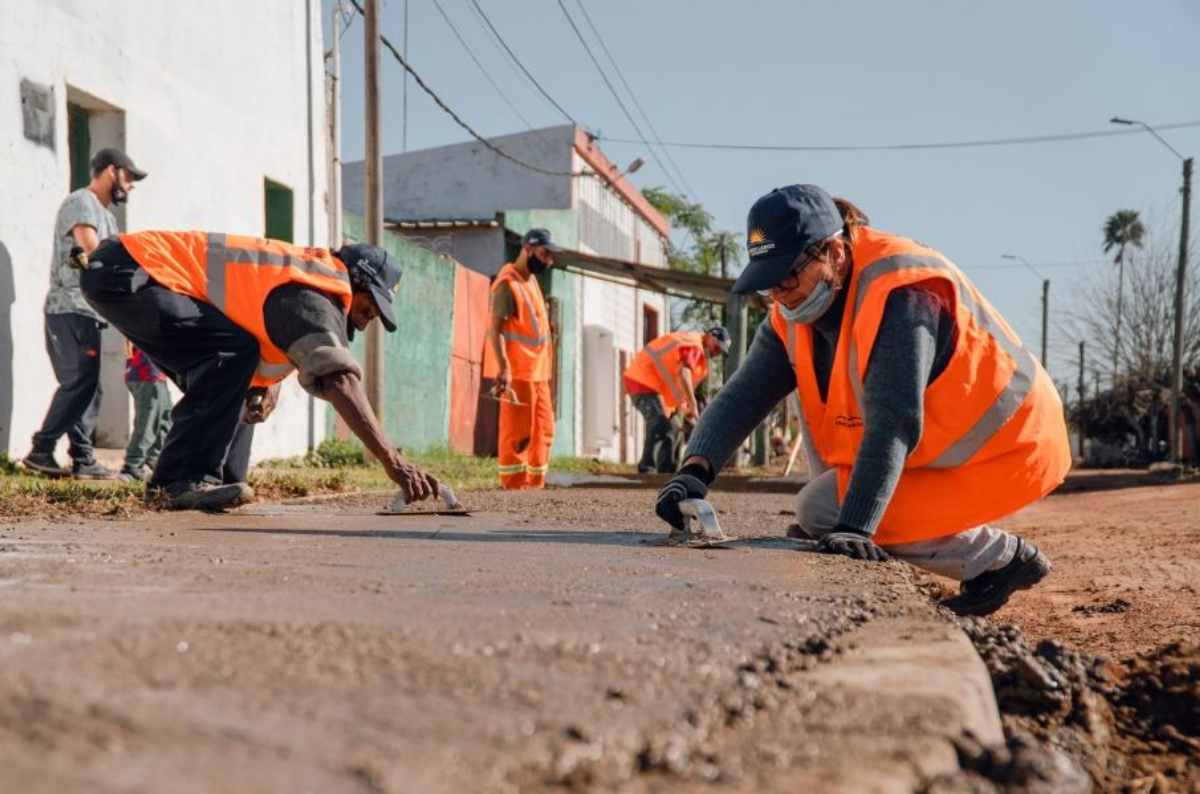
left=655, top=185, right=1071, bottom=616
left=78, top=232, right=441, bottom=511
left=484, top=228, right=557, bottom=490
left=623, top=327, right=730, bottom=474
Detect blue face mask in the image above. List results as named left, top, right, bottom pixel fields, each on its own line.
left=778, top=280, right=837, bottom=324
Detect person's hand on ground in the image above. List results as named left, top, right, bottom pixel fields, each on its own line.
left=386, top=454, right=439, bottom=503
left=245, top=383, right=282, bottom=423
left=817, top=527, right=891, bottom=562
left=655, top=464, right=711, bottom=531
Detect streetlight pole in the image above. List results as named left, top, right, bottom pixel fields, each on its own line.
left=1002, top=254, right=1050, bottom=369
left=1111, top=117, right=1193, bottom=463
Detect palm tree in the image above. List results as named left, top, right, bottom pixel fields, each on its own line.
left=1102, top=209, right=1146, bottom=384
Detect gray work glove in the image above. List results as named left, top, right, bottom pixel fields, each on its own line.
left=655, top=467, right=710, bottom=532
left=818, top=526, right=891, bottom=562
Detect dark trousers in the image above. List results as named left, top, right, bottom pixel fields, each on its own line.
left=632, top=393, right=679, bottom=473
left=32, top=312, right=104, bottom=462
left=80, top=240, right=259, bottom=488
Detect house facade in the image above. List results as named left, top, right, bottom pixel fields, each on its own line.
left=0, top=0, right=330, bottom=462
left=342, top=125, right=673, bottom=462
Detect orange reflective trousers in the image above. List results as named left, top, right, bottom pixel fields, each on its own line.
left=497, top=380, right=555, bottom=489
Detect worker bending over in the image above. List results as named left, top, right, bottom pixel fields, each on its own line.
left=623, top=326, right=730, bottom=473
left=656, top=185, right=1071, bottom=616
left=80, top=232, right=439, bottom=511
left=484, top=228, right=557, bottom=490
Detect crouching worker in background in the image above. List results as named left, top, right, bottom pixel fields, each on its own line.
left=118, top=344, right=172, bottom=482
left=655, top=185, right=1072, bottom=616
left=80, top=232, right=440, bottom=511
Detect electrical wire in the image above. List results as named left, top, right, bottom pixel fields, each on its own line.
left=571, top=0, right=698, bottom=200
left=346, top=0, right=593, bottom=178
left=430, top=0, right=536, bottom=129
left=467, top=0, right=578, bottom=126
left=594, top=120, right=1200, bottom=153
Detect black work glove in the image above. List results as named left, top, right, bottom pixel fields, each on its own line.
left=818, top=526, right=891, bottom=562
left=654, top=464, right=711, bottom=532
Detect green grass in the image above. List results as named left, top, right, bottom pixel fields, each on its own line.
left=0, top=444, right=634, bottom=515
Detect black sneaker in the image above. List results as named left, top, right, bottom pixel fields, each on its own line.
left=148, top=481, right=254, bottom=512
left=72, top=459, right=118, bottom=480
left=941, top=538, right=1051, bottom=617
left=22, top=451, right=68, bottom=477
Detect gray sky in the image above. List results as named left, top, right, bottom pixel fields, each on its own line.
left=324, top=0, right=1200, bottom=381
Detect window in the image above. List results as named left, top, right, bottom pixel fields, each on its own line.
left=264, top=179, right=294, bottom=242
left=67, top=103, right=91, bottom=190
left=643, top=304, right=659, bottom=347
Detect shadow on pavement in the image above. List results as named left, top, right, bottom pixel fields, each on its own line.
left=190, top=526, right=661, bottom=547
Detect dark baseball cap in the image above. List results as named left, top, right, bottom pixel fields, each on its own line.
left=705, top=325, right=731, bottom=354
left=91, top=147, right=147, bottom=180
left=522, top=227, right=561, bottom=252
left=732, top=184, right=842, bottom=294
left=337, top=243, right=402, bottom=332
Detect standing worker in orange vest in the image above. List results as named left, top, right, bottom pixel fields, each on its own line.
left=623, top=327, right=730, bottom=473
left=77, top=232, right=441, bottom=511
left=655, top=185, right=1071, bottom=616
left=484, top=229, right=558, bottom=490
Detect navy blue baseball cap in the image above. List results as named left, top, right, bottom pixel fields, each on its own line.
left=522, top=227, right=562, bottom=252
left=732, top=184, right=843, bottom=294
left=337, top=243, right=402, bottom=332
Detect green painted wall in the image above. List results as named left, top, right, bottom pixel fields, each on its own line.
left=504, top=210, right=579, bottom=457
left=332, top=214, right=455, bottom=452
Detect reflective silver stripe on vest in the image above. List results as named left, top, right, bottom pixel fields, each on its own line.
left=645, top=338, right=685, bottom=403
left=205, top=233, right=349, bottom=313
left=846, top=253, right=1039, bottom=468
left=498, top=276, right=549, bottom=347
left=205, top=233, right=348, bottom=381
left=256, top=361, right=295, bottom=380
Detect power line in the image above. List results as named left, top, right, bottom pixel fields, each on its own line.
left=571, top=0, right=698, bottom=200
left=467, top=0, right=578, bottom=126
left=346, top=0, right=592, bottom=178
left=594, top=120, right=1200, bottom=153
left=429, top=0, right=536, bottom=130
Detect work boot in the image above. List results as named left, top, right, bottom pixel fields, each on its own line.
left=117, top=464, right=151, bottom=482
left=71, top=458, right=118, bottom=480
left=147, top=481, right=254, bottom=512
left=22, top=451, right=68, bottom=477
left=941, top=539, right=1051, bottom=617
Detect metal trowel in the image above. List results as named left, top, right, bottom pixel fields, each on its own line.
left=377, top=483, right=471, bottom=517
left=666, top=498, right=737, bottom=548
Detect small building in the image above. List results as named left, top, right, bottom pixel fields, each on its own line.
left=0, top=0, right=331, bottom=463
left=343, top=125, right=676, bottom=462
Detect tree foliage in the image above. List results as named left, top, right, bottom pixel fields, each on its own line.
left=643, top=186, right=742, bottom=328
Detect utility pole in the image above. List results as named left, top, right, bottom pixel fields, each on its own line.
left=1111, top=117, right=1192, bottom=463
left=364, top=0, right=384, bottom=419
left=1041, top=278, right=1050, bottom=368
left=1170, top=157, right=1192, bottom=462
left=1077, top=341, right=1086, bottom=460
left=329, top=2, right=343, bottom=250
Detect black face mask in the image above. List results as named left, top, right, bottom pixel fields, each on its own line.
left=110, top=183, right=128, bottom=206
left=527, top=252, right=549, bottom=275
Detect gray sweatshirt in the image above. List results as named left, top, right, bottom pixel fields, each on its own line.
left=685, top=284, right=954, bottom=536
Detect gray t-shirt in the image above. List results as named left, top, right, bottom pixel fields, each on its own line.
left=45, top=188, right=118, bottom=317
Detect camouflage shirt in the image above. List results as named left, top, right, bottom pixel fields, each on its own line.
left=44, top=188, right=118, bottom=317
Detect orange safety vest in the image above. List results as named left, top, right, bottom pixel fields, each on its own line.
left=770, top=227, right=1071, bottom=544
left=483, top=263, right=552, bottom=382
left=119, top=231, right=353, bottom=388
left=624, top=331, right=710, bottom=416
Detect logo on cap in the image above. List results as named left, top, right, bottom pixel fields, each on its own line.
left=747, top=228, right=774, bottom=258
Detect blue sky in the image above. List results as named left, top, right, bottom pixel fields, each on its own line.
left=324, top=0, right=1200, bottom=382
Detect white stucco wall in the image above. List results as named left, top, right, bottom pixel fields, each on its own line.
left=0, top=0, right=329, bottom=463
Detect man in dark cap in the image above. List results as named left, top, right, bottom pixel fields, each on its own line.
left=24, top=147, right=147, bottom=480
left=77, top=231, right=440, bottom=510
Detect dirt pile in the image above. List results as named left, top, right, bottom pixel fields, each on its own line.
left=958, top=619, right=1200, bottom=793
